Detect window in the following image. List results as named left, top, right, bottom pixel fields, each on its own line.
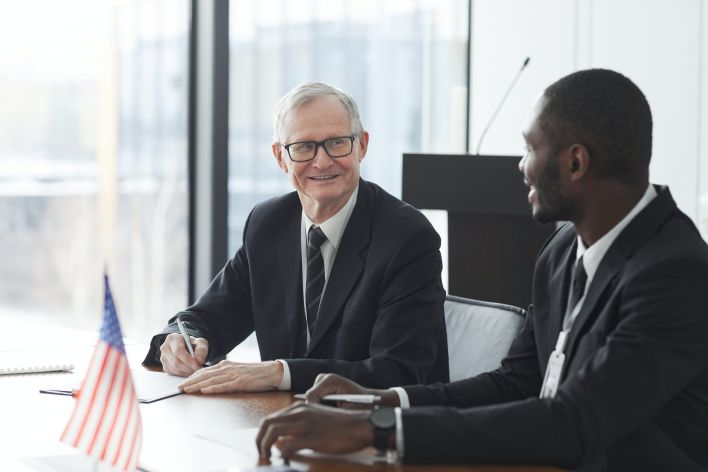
left=0, top=0, right=189, bottom=340
left=227, top=0, right=469, bottom=255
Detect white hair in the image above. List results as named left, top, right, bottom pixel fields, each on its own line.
left=273, top=82, right=364, bottom=143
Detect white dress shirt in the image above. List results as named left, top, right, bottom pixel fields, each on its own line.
left=390, top=183, right=658, bottom=458
left=566, top=184, right=657, bottom=324
left=277, top=184, right=359, bottom=390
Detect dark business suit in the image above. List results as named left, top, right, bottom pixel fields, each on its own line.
left=400, top=186, right=708, bottom=471
left=144, top=179, right=448, bottom=392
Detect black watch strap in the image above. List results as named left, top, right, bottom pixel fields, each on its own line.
left=369, top=406, right=396, bottom=452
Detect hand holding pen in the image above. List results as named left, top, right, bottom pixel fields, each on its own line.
left=159, top=318, right=209, bottom=377
left=177, top=319, right=196, bottom=358
left=301, top=373, right=401, bottom=409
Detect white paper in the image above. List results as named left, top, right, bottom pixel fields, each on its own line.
left=44, top=369, right=183, bottom=403
left=130, top=369, right=184, bottom=402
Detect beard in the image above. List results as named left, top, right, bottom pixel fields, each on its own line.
left=531, top=156, right=574, bottom=224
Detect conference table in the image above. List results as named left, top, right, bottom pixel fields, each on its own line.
left=0, top=327, right=566, bottom=472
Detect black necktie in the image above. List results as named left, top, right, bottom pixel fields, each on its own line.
left=563, top=256, right=588, bottom=327
left=305, top=226, right=327, bottom=335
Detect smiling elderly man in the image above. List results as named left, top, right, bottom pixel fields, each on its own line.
left=143, top=82, right=448, bottom=393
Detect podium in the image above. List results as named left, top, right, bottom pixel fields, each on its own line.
left=402, top=153, right=555, bottom=308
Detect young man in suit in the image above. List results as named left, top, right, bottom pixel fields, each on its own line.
left=256, top=70, right=708, bottom=470
left=144, top=82, right=448, bottom=393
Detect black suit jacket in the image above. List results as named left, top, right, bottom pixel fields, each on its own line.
left=144, top=180, right=448, bottom=392
left=401, top=186, right=708, bottom=471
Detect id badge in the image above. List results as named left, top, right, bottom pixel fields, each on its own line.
left=539, top=350, right=565, bottom=399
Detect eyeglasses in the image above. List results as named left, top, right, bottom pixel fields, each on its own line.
left=281, top=135, right=357, bottom=162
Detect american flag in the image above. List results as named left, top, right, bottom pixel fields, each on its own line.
left=61, top=275, right=142, bottom=471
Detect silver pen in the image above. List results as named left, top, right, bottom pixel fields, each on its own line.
left=293, top=393, right=382, bottom=404
left=177, top=319, right=196, bottom=358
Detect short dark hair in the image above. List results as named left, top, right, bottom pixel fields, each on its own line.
left=539, top=69, right=653, bottom=184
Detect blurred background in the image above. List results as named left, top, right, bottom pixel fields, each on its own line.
left=1, top=0, right=705, bottom=355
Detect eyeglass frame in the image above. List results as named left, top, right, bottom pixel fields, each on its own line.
left=280, top=135, right=358, bottom=162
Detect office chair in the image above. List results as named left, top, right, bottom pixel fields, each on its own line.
left=444, top=295, right=525, bottom=381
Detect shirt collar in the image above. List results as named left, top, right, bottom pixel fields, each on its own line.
left=302, top=184, right=359, bottom=250
left=575, top=184, right=658, bottom=282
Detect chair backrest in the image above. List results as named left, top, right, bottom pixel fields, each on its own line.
left=444, top=295, right=525, bottom=382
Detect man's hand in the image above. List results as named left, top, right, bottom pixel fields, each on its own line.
left=305, top=373, right=401, bottom=408
left=178, top=360, right=284, bottom=394
left=160, top=333, right=209, bottom=376
left=256, top=402, right=372, bottom=459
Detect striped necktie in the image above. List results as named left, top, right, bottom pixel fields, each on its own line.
left=306, top=226, right=327, bottom=335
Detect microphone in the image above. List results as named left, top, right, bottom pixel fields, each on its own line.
left=474, top=56, right=531, bottom=155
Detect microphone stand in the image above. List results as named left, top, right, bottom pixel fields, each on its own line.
left=475, top=57, right=531, bottom=155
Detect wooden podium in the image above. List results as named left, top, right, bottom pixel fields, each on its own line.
left=402, top=153, right=555, bottom=308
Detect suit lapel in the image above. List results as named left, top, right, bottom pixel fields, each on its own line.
left=565, top=185, right=677, bottom=360
left=564, top=255, right=620, bottom=360
left=307, top=181, right=371, bottom=354
left=276, top=198, right=306, bottom=357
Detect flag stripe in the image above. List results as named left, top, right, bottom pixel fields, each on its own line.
left=66, top=342, right=106, bottom=445
left=90, top=355, right=127, bottom=456
left=98, top=360, right=128, bottom=457
left=109, top=381, right=134, bottom=462
left=82, top=347, right=119, bottom=451
left=99, top=363, right=129, bottom=460
left=60, top=341, right=103, bottom=442
left=73, top=344, right=112, bottom=447
left=87, top=349, right=121, bottom=454
left=121, top=411, right=140, bottom=471
left=112, top=387, right=136, bottom=466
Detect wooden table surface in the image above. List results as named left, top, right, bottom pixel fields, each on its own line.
left=0, top=338, right=565, bottom=472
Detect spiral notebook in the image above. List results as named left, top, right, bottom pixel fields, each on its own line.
left=0, top=363, right=74, bottom=375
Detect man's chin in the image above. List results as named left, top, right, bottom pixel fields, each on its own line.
left=531, top=208, right=557, bottom=225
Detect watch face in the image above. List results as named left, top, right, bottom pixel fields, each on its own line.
left=370, top=406, right=396, bottom=430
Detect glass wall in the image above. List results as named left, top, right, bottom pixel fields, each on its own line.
left=0, top=0, right=189, bottom=340
left=227, top=0, right=469, bottom=254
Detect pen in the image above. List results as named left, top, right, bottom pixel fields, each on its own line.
left=293, top=393, right=382, bottom=404
left=39, top=388, right=80, bottom=397
left=177, top=319, right=196, bottom=358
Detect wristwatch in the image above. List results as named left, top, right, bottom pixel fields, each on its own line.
left=369, top=406, right=396, bottom=452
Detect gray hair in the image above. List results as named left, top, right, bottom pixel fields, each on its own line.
left=273, top=82, right=365, bottom=143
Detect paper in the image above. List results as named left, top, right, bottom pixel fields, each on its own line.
left=0, top=364, right=74, bottom=375
left=0, top=349, right=76, bottom=376
left=41, top=369, right=183, bottom=404
left=130, top=369, right=184, bottom=403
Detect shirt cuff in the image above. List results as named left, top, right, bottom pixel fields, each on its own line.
left=394, top=407, right=404, bottom=459
left=276, top=359, right=291, bottom=390
left=389, top=387, right=410, bottom=408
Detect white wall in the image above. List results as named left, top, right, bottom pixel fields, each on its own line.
left=470, top=0, right=708, bottom=238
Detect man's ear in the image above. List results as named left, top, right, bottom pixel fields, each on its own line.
left=357, top=131, right=369, bottom=162
left=272, top=143, right=289, bottom=173
left=568, top=143, right=590, bottom=181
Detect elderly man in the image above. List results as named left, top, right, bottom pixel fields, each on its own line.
left=256, top=70, right=708, bottom=470
left=144, top=82, right=448, bottom=393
